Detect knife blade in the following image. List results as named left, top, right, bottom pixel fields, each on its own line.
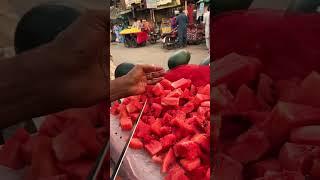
left=110, top=99, right=148, bottom=180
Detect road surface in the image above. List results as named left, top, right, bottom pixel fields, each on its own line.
left=110, top=42, right=209, bottom=69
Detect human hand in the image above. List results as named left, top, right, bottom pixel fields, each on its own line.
left=47, top=10, right=108, bottom=107
left=122, top=64, right=165, bottom=96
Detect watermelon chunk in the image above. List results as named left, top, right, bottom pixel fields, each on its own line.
left=58, top=160, right=94, bottom=180
left=161, top=97, right=180, bottom=106
left=191, top=134, right=209, bottom=152
left=12, top=128, right=30, bottom=143
left=257, top=73, right=276, bottom=109
left=197, top=84, right=210, bottom=96
left=297, top=71, right=320, bottom=107
left=145, top=140, right=163, bottom=156
left=263, top=102, right=320, bottom=146
left=226, top=128, right=270, bottom=164
left=120, top=116, right=133, bottom=131
left=278, top=142, right=317, bottom=173
left=167, top=88, right=184, bottom=98
left=151, top=103, right=163, bottom=118
left=160, top=79, right=173, bottom=90
left=213, top=153, right=243, bottom=180
left=0, top=138, right=25, bottom=169
left=52, top=125, right=86, bottom=162
left=181, top=102, right=195, bottom=113
left=290, top=126, right=320, bottom=146
left=160, top=134, right=177, bottom=149
left=171, top=78, right=191, bottom=90
left=248, top=159, right=282, bottom=179
left=151, top=120, right=162, bottom=136
left=129, top=138, right=143, bottom=149
left=30, top=136, right=60, bottom=179
left=180, top=158, right=201, bottom=171
left=165, top=164, right=189, bottom=180
left=160, top=126, right=173, bottom=136
left=234, top=85, right=260, bottom=112
left=173, top=140, right=201, bottom=160
left=152, top=83, right=165, bottom=96
left=162, top=148, right=176, bottom=173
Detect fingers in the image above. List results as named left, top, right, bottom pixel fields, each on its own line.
left=139, top=64, right=164, bottom=73
left=146, top=70, right=165, bottom=80
left=147, top=77, right=164, bottom=85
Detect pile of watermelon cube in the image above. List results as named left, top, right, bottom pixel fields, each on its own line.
left=111, top=78, right=210, bottom=180
left=0, top=103, right=108, bottom=180
left=214, top=53, right=320, bottom=179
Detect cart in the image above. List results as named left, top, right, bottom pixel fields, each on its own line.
left=120, top=27, right=148, bottom=48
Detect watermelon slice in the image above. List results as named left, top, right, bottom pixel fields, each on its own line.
left=290, top=126, right=320, bottom=146
left=151, top=103, right=163, bottom=118
left=180, top=158, right=201, bottom=171
left=213, top=153, right=243, bottom=180
left=152, top=83, right=165, bottom=96
left=52, top=125, right=86, bottom=162
left=145, top=140, right=163, bottom=156
left=191, top=134, right=209, bottom=152
left=171, top=78, right=191, bottom=90
left=173, top=140, right=200, bottom=160
left=160, top=134, right=177, bottom=149
left=278, top=142, right=317, bottom=173
left=0, top=138, right=25, bottom=169
left=160, top=79, right=173, bottom=90
left=151, top=120, right=162, bottom=136
left=161, top=97, right=180, bottom=106
left=162, top=148, right=176, bottom=173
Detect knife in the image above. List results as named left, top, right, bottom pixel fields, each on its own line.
left=110, top=99, right=148, bottom=180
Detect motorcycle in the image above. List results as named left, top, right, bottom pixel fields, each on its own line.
left=161, top=28, right=178, bottom=50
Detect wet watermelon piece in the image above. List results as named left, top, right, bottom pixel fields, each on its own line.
left=248, top=159, right=282, bottom=179
left=161, top=97, right=180, bottom=106
left=52, top=125, right=86, bottom=162
left=191, top=134, right=209, bottom=152
left=297, top=71, right=320, bottom=107
left=257, top=73, right=276, bottom=109
left=171, top=78, right=191, bottom=90
left=226, top=128, right=270, bottom=164
left=110, top=101, right=120, bottom=115
left=290, top=126, right=320, bottom=146
left=39, top=115, right=66, bottom=137
left=0, top=138, right=25, bottom=169
left=126, top=101, right=139, bottom=114
left=212, top=84, right=234, bottom=113
left=151, top=120, right=162, bottom=136
left=129, top=138, right=143, bottom=149
left=151, top=103, right=163, bottom=118
left=30, top=136, right=61, bottom=179
left=162, top=148, right=176, bottom=173
left=214, top=153, right=243, bottom=180
left=194, top=94, right=210, bottom=105
left=278, top=142, right=317, bottom=173
left=234, top=84, right=261, bottom=112
left=12, top=128, right=30, bottom=143
left=160, top=134, right=177, bottom=149
left=162, top=113, right=173, bottom=125
left=120, top=116, right=133, bottom=131
left=181, top=102, right=195, bottom=113
left=21, top=135, right=37, bottom=164
left=152, top=83, right=165, bottom=96
left=189, top=166, right=208, bottom=180
left=263, top=102, right=320, bottom=146
left=152, top=154, right=164, bottom=164
left=197, top=84, right=210, bottom=96
left=167, top=88, right=184, bottom=98
left=180, top=158, right=201, bottom=171
left=58, top=160, right=94, bottom=180
left=160, top=79, right=174, bottom=90
left=165, top=164, right=189, bottom=180
left=275, top=78, right=301, bottom=103
left=145, top=140, right=163, bottom=156
left=173, top=140, right=201, bottom=160
left=135, top=121, right=152, bottom=142
left=213, top=53, right=262, bottom=91
left=200, top=101, right=210, bottom=107
left=160, top=126, right=173, bottom=136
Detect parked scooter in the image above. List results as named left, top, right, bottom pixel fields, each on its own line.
left=161, top=28, right=178, bottom=50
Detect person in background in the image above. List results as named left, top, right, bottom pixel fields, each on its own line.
left=113, top=23, right=121, bottom=42
left=170, top=14, right=177, bottom=29
left=176, top=8, right=188, bottom=47
left=132, top=18, right=140, bottom=29
left=187, top=2, right=194, bottom=24
left=203, top=5, right=210, bottom=50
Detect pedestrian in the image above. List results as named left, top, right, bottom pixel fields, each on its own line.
left=203, top=6, right=210, bottom=50
left=113, top=23, right=121, bottom=42
left=176, top=8, right=188, bottom=47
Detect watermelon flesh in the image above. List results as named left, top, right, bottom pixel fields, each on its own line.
left=111, top=77, right=210, bottom=179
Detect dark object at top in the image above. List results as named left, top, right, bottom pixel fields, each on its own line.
left=115, top=63, right=135, bottom=78
left=14, top=4, right=80, bottom=54
left=212, top=0, right=254, bottom=15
